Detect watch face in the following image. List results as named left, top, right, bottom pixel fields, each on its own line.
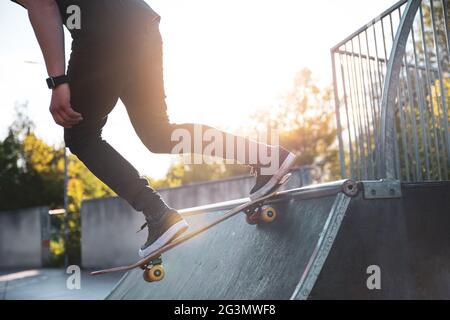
left=46, top=75, right=67, bottom=89
left=46, top=77, right=55, bottom=89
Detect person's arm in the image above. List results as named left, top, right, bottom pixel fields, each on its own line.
left=17, top=0, right=82, bottom=128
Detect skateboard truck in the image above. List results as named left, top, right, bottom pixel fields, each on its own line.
left=142, top=255, right=165, bottom=283
left=244, top=173, right=290, bottom=225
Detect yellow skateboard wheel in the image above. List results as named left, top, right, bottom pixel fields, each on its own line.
left=260, top=206, right=277, bottom=223
left=143, top=264, right=165, bottom=282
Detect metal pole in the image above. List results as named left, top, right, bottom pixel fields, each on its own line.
left=379, top=0, right=421, bottom=179
left=331, top=50, right=347, bottom=179
left=64, top=147, right=69, bottom=267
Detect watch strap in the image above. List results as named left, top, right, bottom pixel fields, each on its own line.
left=46, top=75, right=68, bottom=89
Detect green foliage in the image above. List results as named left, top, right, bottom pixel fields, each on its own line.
left=0, top=106, right=64, bottom=210
left=0, top=105, right=114, bottom=265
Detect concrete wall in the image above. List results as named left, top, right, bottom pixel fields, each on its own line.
left=157, top=165, right=320, bottom=208
left=0, top=206, right=49, bottom=268
left=81, top=167, right=320, bottom=268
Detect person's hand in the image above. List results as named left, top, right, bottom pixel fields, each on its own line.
left=49, top=83, right=83, bottom=128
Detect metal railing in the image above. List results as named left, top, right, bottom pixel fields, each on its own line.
left=332, top=0, right=450, bottom=181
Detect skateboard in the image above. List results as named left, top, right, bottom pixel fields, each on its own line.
left=91, top=173, right=291, bottom=282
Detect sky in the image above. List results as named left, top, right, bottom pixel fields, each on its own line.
left=0, top=0, right=397, bottom=179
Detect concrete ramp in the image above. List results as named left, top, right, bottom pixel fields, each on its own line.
left=106, top=180, right=450, bottom=300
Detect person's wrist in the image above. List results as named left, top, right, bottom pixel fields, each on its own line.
left=46, top=74, right=68, bottom=90
left=52, top=83, right=69, bottom=95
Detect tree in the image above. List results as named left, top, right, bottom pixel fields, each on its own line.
left=0, top=105, right=64, bottom=210
left=0, top=105, right=114, bottom=265
left=241, top=68, right=340, bottom=180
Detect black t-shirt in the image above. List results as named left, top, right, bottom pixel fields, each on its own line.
left=12, top=0, right=70, bottom=25
left=11, top=0, right=160, bottom=48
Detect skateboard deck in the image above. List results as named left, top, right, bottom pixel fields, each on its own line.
left=91, top=173, right=291, bottom=280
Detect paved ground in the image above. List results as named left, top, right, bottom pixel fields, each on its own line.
left=0, top=268, right=123, bottom=300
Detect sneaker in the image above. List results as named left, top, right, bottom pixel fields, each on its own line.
left=249, top=147, right=296, bottom=200
left=138, top=209, right=189, bottom=258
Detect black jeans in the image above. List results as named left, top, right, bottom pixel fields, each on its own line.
left=65, top=17, right=271, bottom=218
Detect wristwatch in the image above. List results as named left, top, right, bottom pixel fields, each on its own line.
left=46, top=75, right=68, bottom=89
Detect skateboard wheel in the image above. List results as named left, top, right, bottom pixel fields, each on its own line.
left=143, top=264, right=165, bottom=282
left=260, top=206, right=277, bottom=223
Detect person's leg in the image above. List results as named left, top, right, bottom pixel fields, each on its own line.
left=65, top=43, right=171, bottom=220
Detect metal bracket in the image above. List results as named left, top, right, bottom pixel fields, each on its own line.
left=362, top=180, right=402, bottom=199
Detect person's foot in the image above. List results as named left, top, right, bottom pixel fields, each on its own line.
left=249, top=147, right=296, bottom=200
left=138, top=209, right=189, bottom=258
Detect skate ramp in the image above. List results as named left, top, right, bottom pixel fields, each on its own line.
left=106, top=180, right=450, bottom=299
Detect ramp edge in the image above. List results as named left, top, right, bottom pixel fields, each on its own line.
left=290, top=193, right=352, bottom=300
